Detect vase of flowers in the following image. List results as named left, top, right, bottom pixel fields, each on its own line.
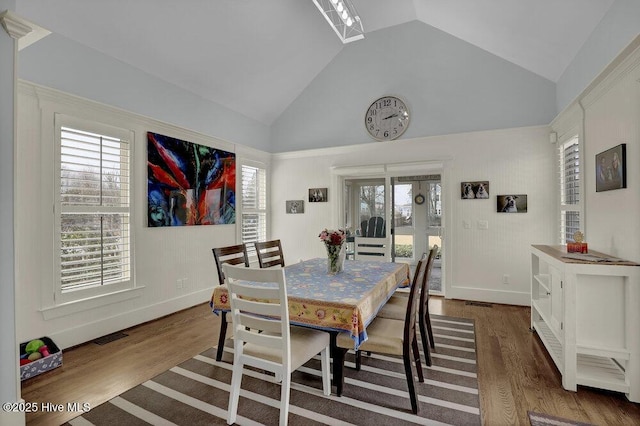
left=319, top=228, right=346, bottom=275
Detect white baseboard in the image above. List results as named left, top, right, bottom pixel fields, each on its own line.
left=50, top=289, right=212, bottom=349
left=446, top=285, right=530, bottom=306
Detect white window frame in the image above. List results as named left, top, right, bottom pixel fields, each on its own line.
left=239, top=160, right=268, bottom=261
left=558, top=132, right=584, bottom=244
left=53, top=114, right=134, bottom=305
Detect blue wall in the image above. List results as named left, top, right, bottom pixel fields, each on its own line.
left=271, top=21, right=556, bottom=152
left=19, top=33, right=270, bottom=151
left=556, top=0, right=640, bottom=112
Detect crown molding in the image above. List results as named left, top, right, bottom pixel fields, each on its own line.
left=0, top=10, right=50, bottom=49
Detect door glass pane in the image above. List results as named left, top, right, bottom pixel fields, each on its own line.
left=393, top=183, right=413, bottom=260
left=359, top=184, right=385, bottom=226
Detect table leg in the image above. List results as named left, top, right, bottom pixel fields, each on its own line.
left=330, top=332, right=346, bottom=396
left=216, top=311, right=228, bottom=361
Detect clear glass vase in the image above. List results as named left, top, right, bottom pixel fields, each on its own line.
left=325, top=243, right=346, bottom=275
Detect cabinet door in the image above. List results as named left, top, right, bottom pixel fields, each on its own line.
left=550, top=265, right=563, bottom=335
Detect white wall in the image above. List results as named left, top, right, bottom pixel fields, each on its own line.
left=271, top=125, right=556, bottom=306
left=15, top=82, right=270, bottom=349
left=556, top=37, right=640, bottom=262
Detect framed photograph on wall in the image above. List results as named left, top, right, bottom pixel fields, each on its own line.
left=286, top=200, right=304, bottom=214
left=497, top=195, right=527, bottom=213
left=309, top=188, right=327, bottom=202
left=461, top=181, right=489, bottom=199
left=596, top=144, right=626, bottom=192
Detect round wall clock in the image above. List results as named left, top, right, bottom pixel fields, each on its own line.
left=365, top=96, right=410, bottom=141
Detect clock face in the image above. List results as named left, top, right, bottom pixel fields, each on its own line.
left=365, top=96, right=410, bottom=141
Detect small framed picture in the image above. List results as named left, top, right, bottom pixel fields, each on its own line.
left=497, top=195, right=527, bottom=213
left=286, top=200, right=304, bottom=214
left=308, top=188, right=327, bottom=202
left=596, top=144, right=626, bottom=192
left=461, top=181, right=489, bottom=199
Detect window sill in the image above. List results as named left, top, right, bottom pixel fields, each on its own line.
left=40, top=286, right=145, bottom=320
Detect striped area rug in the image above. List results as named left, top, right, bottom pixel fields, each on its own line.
left=66, top=315, right=480, bottom=425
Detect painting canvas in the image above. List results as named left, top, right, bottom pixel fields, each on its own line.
left=497, top=195, right=527, bottom=213
left=461, top=181, right=490, bottom=199
left=309, top=188, right=328, bottom=202
left=286, top=200, right=304, bottom=214
left=596, top=144, right=626, bottom=192
left=147, top=132, right=235, bottom=227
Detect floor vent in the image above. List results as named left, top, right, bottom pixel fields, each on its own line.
left=465, top=301, right=493, bottom=308
left=93, top=332, right=129, bottom=345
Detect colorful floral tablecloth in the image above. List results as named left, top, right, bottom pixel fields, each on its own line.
left=211, top=258, right=410, bottom=348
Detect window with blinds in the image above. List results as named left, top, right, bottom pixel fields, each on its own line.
left=559, top=136, right=581, bottom=244
left=58, top=126, right=131, bottom=294
left=241, top=165, right=267, bottom=256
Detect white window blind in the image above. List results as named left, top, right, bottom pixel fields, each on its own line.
left=241, top=165, right=267, bottom=256
left=59, top=126, right=131, bottom=293
left=559, top=136, right=581, bottom=244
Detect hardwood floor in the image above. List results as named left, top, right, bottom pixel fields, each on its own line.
left=21, top=298, right=640, bottom=425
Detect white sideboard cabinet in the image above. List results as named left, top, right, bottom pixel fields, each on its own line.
left=530, top=245, right=640, bottom=402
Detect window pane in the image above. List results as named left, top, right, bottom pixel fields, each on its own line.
left=561, top=138, right=580, bottom=205
left=561, top=211, right=580, bottom=244
left=60, top=213, right=130, bottom=292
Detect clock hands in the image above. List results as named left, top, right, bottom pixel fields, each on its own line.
left=383, top=113, right=399, bottom=120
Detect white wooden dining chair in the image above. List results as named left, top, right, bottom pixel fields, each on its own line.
left=353, top=236, right=390, bottom=261
left=223, top=263, right=331, bottom=426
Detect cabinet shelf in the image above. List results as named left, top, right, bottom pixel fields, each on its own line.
left=532, top=318, right=563, bottom=372
left=533, top=273, right=551, bottom=294
left=577, top=355, right=628, bottom=393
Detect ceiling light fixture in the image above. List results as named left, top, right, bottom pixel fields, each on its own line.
left=312, top=0, right=364, bottom=44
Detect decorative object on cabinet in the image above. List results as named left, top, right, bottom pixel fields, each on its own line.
left=530, top=245, right=640, bottom=402
left=285, top=200, right=304, bottom=214
left=567, top=230, right=588, bottom=253
left=460, top=181, right=489, bottom=199
left=596, top=144, right=626, bottom=192
left=147, top=132, right=236, bottom=227
left=497, top=194, right=527, bottom=213
left=308, top=187, right=327, bottom=202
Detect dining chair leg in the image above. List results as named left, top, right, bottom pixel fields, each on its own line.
left=402, top=350, right=419, bottom=414
left=426, top=313, right=435, bottom=350
left=320, top=347, right=331, bottom=396
left=227, top=355, right=243, bottom=425
left=355, top=350, right=362, bottom=371
left=412, top=336, right=424, bottom=382
left=217, top=312, right=228, bottom=361
left=279, top=373, right=291, bottom=426
left=419, top=315, right=432, bottom=366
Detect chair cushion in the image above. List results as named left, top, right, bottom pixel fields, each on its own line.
left=377, top=300, right=406, bottom=321
left=336, top=317, right=404, bottom=356
left=242, top=327, right=329, bottom=371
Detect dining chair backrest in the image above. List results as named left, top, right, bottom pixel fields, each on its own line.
left=223, top=264, right=291, bottom=367
left=353, top=236, right=390, bottom=261
left=405, top=255, right=427, bottom=335
left=223, top=263, right=331, bottom=425
left=212, top=244, right=249, bottom=286
left=255, top=239, right=285, bottom=268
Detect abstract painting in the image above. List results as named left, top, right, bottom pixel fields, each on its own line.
left=147, top=132, right=235, bottom=227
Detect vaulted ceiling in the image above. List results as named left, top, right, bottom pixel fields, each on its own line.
left=16, top=0, right=614, bottom=126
